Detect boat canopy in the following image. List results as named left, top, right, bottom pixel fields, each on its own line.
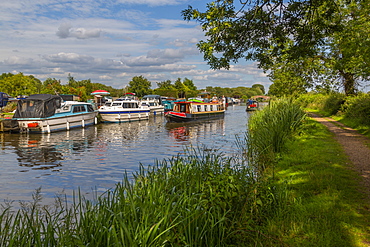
left=14, top=94, right=63, bottom=118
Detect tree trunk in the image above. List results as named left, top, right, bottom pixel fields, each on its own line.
left=340, top=71, right=356, bottom=95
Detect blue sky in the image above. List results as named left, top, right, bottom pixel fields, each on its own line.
left=0, top=0, right=271, bottom=91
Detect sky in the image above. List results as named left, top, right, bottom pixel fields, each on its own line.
left=0, top=0, right=271, bottom=91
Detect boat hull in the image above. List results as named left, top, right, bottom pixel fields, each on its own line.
left=165, top=111, right=224, bottom=123
left=99, top=110, right=150, bottom=123
left=17, top=112, right=98, bottom=133
left=149, top=107, right=164, bottom=116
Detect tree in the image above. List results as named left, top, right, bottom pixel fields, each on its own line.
left=156, top=80, right=173, bottom=89
left=183, top=78, right=198, bottom=98
left=127, top=76, right=152, bottom=97
left=252, top=84, right=265, bottom=95
left=174, top=78, right=188, bottom=98
left=42, top=78, right=69, bottom=95
left=182, top=0, right=370, bottom=95
left=0, top=73, right=42, bottom=97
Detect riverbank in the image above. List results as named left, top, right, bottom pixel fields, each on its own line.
left=263, top=115, right=370, bottom=246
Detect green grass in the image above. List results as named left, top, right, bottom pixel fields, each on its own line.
left=261, top=119, right=370, bottom=246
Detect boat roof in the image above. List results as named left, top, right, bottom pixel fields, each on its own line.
left=25, top=94, right=63, bottom=101
left=142, top=95, right=161, bottom=99
left=174, top=100, right=220, bottom=104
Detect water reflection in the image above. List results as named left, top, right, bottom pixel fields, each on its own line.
left=165, top=119, right=225, bottom=143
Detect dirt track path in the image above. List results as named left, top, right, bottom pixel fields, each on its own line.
left=309, top=113, right=370, bottom=200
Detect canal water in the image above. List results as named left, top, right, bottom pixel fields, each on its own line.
left=0, top=105, right=251, bottom=204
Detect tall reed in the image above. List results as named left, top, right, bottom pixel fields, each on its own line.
left=246, top=98, right=306, bottom=171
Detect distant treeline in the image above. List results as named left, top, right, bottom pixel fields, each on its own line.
left=0, top=72, right=265, bottom=101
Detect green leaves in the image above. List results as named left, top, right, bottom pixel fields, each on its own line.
left=127, top=75, right=152, bottom=98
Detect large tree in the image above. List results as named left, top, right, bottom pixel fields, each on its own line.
left=0, top=72, right=42, bottom=97
left=183, top=0, right=370, bottom=95
left=127, top=76, right=152, bottom=97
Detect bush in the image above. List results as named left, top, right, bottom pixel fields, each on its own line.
left=342, top=93, right=370, bottom=125
left=322, top=93, right=346, bottom=116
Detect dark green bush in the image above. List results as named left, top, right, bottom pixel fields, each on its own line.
left=322, top=93, right=346, bottom=116
left=342, top=93, right=370, bottom=125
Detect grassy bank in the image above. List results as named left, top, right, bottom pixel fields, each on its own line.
left=1, top=99, right=369, bottom=246
left=263, top=118, right=370, bottom=246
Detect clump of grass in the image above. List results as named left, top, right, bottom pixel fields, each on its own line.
left=246, top=98, right=306, bottom=171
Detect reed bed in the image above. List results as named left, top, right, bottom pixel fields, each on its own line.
left=246, top=98, right=306, bottom=171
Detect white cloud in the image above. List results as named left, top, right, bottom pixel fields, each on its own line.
left=44, top=53, right=94, bottom=64
left=56, top=23, right=101, bottom=39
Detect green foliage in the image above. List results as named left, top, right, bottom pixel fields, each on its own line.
left=251, top=84, right=265, bottom=94
left=322, top=93, right=346, bottom=116
left=247, top=98, right=306, bottom=170
left=0, top=72, right=42, bottom=97
left=341, top=93, right=370, bottom=125
left=183, top=0, right=370, bottom=95
left=127, top=76, right=152, bottom=97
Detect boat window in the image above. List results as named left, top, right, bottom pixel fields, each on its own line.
left=87, top=105, right=95, bottom=112
left=180, top=104, right=187, bottom=112
left=73, top=105, right=86, bottom=113
left=197, top=105, right=201, bottom=112
left=112, top=102, right=121, bottom=106
left=204, top=105, right=207, bottom=111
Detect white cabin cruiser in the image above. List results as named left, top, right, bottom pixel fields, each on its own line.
left=98, top=95, right=150, bottom=123
left=14, top=94, right=98, bottom=133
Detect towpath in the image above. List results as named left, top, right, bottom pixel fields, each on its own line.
left=309, top=113, right=370, bottom=201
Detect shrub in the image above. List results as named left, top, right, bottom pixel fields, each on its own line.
left=342, top=93, right=370, bottom=125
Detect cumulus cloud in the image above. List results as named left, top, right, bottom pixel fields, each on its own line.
left=56, top=23, right=101, bottom=39
left=43, top=52, right=94, bottom=64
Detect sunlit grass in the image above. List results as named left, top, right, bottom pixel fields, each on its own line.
left=265, top=119, right=370, bottom=246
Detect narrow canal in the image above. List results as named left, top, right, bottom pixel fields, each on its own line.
left=0, top=104, right=251, bottom=204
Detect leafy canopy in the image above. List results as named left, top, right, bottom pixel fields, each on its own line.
left=183, top=0, right=370, bottom=95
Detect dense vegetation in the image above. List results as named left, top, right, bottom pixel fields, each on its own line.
left=296, top=92, right=370, bottom=137
left=0, top=72, right=264, bottom=102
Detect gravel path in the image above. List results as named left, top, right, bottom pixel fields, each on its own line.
left=309, top=113, right=370, bottom=200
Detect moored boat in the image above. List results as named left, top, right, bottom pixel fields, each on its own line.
left=165, top=99, right=225, bottom=123
left=141, top=95, right=165, bottom=115
left=246, top=99, right=259, bottom=111
left=161, top=97, right=177, bottom=112
left=98, top=95, right=150, bottom=123
left=13, top=94, right=98, bottom=133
